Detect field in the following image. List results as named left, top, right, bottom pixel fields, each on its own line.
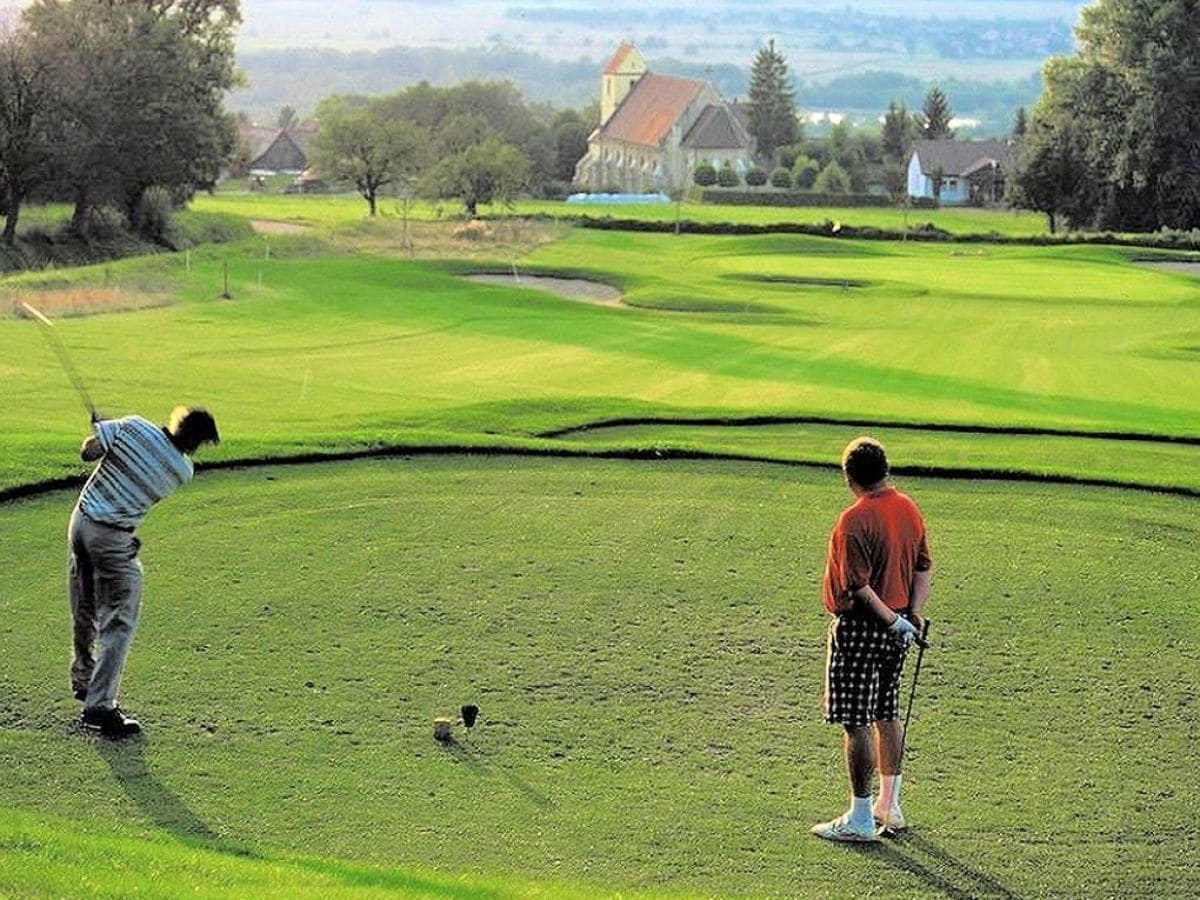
left=190, top=193, right=1054, bottom=238
left=2, top=196, right=1198, bottom=898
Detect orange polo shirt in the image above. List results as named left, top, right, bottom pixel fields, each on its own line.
left=822, top=486, right=932, bottom=614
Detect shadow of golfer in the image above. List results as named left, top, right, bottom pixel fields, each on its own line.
left=445, top=738, right=552, bottom=808
left=95, top=736, right=256, bottom=858
left=848, top=832, right=1024, bottom=900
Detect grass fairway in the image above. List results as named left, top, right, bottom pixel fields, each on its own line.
left=2, top=229, right=1198, bottom=493
left=2, top=456, right=1197, bottom=898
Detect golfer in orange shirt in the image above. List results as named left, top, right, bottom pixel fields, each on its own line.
left=812, top=437, right=932, bottom=842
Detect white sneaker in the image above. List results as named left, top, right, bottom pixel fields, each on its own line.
left=874, top=806, right=907, bottom=833
left=811, top=813, right=880, bottom=843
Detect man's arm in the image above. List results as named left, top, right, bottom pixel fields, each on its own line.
left=908, top=568, right=932, bottom=629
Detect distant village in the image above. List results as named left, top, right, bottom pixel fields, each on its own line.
left=237, top=42, right=1017, bottom=209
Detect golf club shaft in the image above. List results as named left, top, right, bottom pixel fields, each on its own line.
left=900, top=618, right=931, bottom=763
left=20, top=301, right=96, bottom=419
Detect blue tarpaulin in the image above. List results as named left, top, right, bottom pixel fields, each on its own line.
left=566, top=192, right=671, bottom=204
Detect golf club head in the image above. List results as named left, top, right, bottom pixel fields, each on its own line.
left=461, top=704, right=479, bottom=728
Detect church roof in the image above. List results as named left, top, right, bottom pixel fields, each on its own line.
left=599, top=73, right=706, bottom=147
left=682, top=104, right=752, bottom=150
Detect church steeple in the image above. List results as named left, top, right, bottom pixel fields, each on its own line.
left=600, top=43, right=647, bottom=126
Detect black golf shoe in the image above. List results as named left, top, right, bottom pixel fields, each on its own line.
left=81, top=706, right=141, bottom=738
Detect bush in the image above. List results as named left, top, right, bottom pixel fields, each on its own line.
left=83, top=205, right=127, bottom=240
left=701, top=190, right=913, bottom=208
left=452, top=219, right=492, bottom=241
left=745, top=167, right=768, bottom=187
left=814, top=161, right=851, bottom=194
left=133, top=186, right=175, bottom=245
left=792, top=155, right=820, bottom=190
left=770, top=168, right=793, bottom=189
left=693, top=163, right=717, bottom=187
left=717, top=163, right=740, bottom=188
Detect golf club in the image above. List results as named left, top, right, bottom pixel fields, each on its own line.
left=19, top=300, right=97, bottom=420
left=883, top=617, right=931, bottom=837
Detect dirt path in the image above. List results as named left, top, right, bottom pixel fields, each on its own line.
left=465, top=274, right=624, bottom=307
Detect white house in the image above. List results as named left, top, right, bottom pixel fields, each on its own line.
left=907, top=139, right=1016, bottom=205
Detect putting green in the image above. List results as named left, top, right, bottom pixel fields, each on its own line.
left=2, top=456, right=1196, bottom=899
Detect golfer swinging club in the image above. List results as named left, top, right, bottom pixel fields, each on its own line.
left=69, top=406, right=219, bottom=738
left=812, top=437, right=932, bottom=842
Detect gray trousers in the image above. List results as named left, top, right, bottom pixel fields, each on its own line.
left=68, top=506, right=143, bottom=710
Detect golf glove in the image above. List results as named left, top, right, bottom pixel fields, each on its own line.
left=887, top=614, right=919, bottom=648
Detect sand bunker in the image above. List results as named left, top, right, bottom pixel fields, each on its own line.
left=250, top=220, right=310, bottom=235
left=1137, top=261, right=1200, bottom=276
left=465, top=274, right=624, bottom=306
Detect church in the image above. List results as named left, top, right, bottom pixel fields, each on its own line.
left=573, top=44, right=755, bottom=192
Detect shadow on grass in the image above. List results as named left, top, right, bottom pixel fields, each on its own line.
left=445, top=738, right=553, bottom=809
left=293, top=857, right=506, bottom=900
left=849, top=830, right=1024, bottom=899
left=95, top=736, right=256, bottom=858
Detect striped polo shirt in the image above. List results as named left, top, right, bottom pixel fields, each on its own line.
left=78, top=416, right=193, bottom=529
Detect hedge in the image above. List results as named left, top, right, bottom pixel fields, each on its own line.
left=701, top=190, right=938, bottom=209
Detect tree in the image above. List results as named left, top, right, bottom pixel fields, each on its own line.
left=25, top=0, right=240, bottom=233
left=0, top=27, right=51, bottom=245
left=717, top=161, right=740, bottom=187
left=813, top=160, right=850, bottom=194
left=769, top=167, right=792, bottom=189
left=693, top=162, right=717, bottom=187
left=426, top=135, right=529, bottom=216
left=791, top=155, right=819, bottom=189
left=277, top=105, right=298, bottom=131
left=1075, top=0, right=1200, bottom=229
left=1013, top=106, right=1028, bottom=137
left=882, top=162, right=908, bottom=203
left=550, top=109, right=590, bottom=183
left=747, top=39, right=798, bottom=162
left=1008, top=105, right=1097, bottom=234
left=311, top=99, right=430, bottom=217
left=919, top=87, right=955, bottom=140
left=745, top=166, right=767, bottom=187
left=882, top=100, right=916, bottom=162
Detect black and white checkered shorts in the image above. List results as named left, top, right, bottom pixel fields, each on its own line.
left=823, top=613, right=909, bottom=727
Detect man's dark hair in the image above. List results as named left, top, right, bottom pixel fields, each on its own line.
left=168, top=406, right=219, bottom=452
left=842, top=436, right=888, bottom=488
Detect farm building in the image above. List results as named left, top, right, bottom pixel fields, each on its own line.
left=237, top=122, right=318, bottom=176
left=907, top=139, right=1018, bottom=205
left=574, top=44, right=755, bottom=192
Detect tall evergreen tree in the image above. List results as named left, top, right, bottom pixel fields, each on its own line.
left=747, top=39, right=797, bottom=163
left=882, top=100, right=915, bottom=161
left=1013, top=106, right=1028, bottom=137
left=919, top=87, right=955, bottom=140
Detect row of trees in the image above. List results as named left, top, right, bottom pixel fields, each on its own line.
left=1008, top=0, right=1200, bottom=232
left=0, top=0, right=241, bottom=245
left=310, top=81, right=594, bottom=216
left=744, top=36, right=960, bottom=170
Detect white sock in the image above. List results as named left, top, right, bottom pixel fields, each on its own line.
left=849, top=795, right=874, bottom=828
left=876, top=774, right=903, bottom=813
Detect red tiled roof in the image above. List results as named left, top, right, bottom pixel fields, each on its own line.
left=600, top=73, right=706, bottom=147
left=603, top=42, right=637, bottom=75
